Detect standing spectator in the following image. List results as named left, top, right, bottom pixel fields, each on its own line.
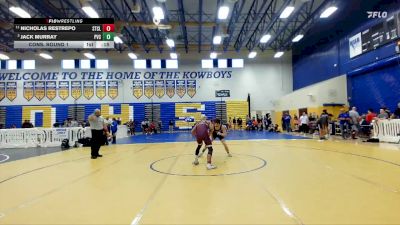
left=293, top=115, right=299, bottom=132
left=237, top=117, right=243, bottom=130
left=88, top=109, right=108, bottom=159
left=393, top=102, right=400, bottom=119
left=283, top=113, right=292, bottom=132
left=131, top=120, right=136, bottom=135
left=349, top=107, right=360, bottom=139
left=232, top=117, right=237, bottom=130
left=377, top=108, right=389, bottom=119
left=299, top=112, right=309, bottom=133
left=110, top=118, right=118, bottom=144
left=366, top=109, right=377, bottom=124
left=158, top=120, right=162, bottom=133
left=228, top=117, right=232, bottom=130
left=338, top=109, right=351, bottom=139
left=169, top=120, right=174, bottom=133
left=318, top=110, right=330, bottom=139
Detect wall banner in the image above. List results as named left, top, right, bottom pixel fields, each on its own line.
left=34, top=81, right=45, bottom=101
left=46, top=81, right=57, bottom=100
left=23, top=81, right=34, bottom=101
left=176, top=80, right=186, bottom=98
left=6, top=82, right=17, bottom=101
left=58, top=81, right=69, bottom=100
left=95, top=81, right=106, bottom=99
left=83, top=81, right=94, bottom=100
left=71, top=81, right=82, bottom=100
left=165, top=80, right=175, bottom=98
left=108, top=80, right=119, bottom=99
left=0, top=82, right=5, bottom=101
left=155, top=80, right=165, bottom=98
left=144, top=80, right=154, bottom=99
left=187, top=80, right=196, bottom=98
left=132, top=80, right=143, bottom=99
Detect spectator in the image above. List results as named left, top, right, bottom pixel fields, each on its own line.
left=110, top=118, right=118, bottom=144
left=377, top=108, right=389, bottom=119
left=237, top=117, right=243, bottom=130
left=338, top=108, right=351, bottom=139
left=283, top=113, right=292, bottom=132
left=127, top=119, right=135, bottom=135
left=393, top=102, right=400, bottom=119
left=22, top=120, right=34, bottom=128
left=366, top=109, right=377, bottom=124
left=299, top=112, right=309, bottom=133
left=293, top=115, right=299, bottom=132
left=232, top=117, right=237, bottom=130
left=169, top=120, right=174, bottom=133
left=149, top=121, right=156, bottom=134
left=141, top=119, right=149, bottom=134
left=318, top=110, right=330, bottom=140
left=349, top=106, right=360, bottom=139
left=158, top=120, right=162, bottom=133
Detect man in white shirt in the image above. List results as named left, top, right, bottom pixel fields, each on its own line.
left=88, top=109, right=109, bottom=159
left=299, top=112, right=309, bottom=133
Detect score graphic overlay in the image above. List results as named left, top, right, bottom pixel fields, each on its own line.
left=14, top=18, right=115, bottom=49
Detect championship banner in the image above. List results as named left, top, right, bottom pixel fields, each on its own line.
left=108, top=80, right=119, bottom=99
left=0, top=82, right=5, bottom=101
left=6, top=82, right=17, bottom=101
left=58, top=81, right=69, bottom=100
left=155, top=80, right=165, bottom=98
left=83, top=81, right=94, bottom=100
left=71, top=81, right=82, bottom=100
left=34, top=81, right=45, bottom=101
left=132, top=80, right=143, bottom=99
left=187, top=80, right=196, bottom=98
left=95, top=81, right=106, bottom=99
left=176, top=80, right=186, bottom=98
left=23, top=81, right=34, bottom=101
left=46, top=81, right=57, bottom=100
left=144, top=80, right=154, bottom=99
left=165, top=80, right=175, bottom=98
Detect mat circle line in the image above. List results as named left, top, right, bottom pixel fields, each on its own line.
left=150, top=153, right=267, bottom=176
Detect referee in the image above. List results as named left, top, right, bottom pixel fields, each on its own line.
left=88, top=109, right=109, bottom=159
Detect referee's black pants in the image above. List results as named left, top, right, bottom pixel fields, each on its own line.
left=91, top=129, right=103, bottom=157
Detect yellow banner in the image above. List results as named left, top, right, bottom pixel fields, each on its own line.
left=23, top=81, right=34, bottom=101
left=0, top=82, right=5, bottom=101
left=34, top=81, right=45, bottom=101
left=58, top=81, right=69, bottom=100
left=71, top=81, right=82, bottom=100
left=187, top=80, right=196, bottom=98
left=132, top=80, right=143, bottom=99
left=166, top=80, right=175, bottom=98
left=108, top=80, right=119, bottom=99
left=144, top=80, right=154, bottom=99
left=96, top=81, right=106, bottom=99
left=6, top=82, right=17, bottom=101
left=46, top=81, right=57, bottom=100
left=176, top=80, right=186, bottom=98
left=155, top=80, right=165, bottom=98
left=83, top=81, right=94, bottom=100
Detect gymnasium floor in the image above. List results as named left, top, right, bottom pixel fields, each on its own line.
left=1, top=131, right=400, bottom=225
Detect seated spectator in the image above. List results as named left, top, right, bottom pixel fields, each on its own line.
left=22, top=120, right=34, bottom=128
left=377, top=108, right=389, bottom=119
left=338, top=109, right=351, bottom=139
left=366, top=109, right=377, bottom=124
left=392, top=102, right=400, bottom=119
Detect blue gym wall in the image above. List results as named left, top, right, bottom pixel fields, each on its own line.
left=293, top=9, right=400, bottom=113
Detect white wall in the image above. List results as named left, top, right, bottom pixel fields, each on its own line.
left=0, top=50, right=292, bottom=111
left=274, top=75, right=348, bottom=111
